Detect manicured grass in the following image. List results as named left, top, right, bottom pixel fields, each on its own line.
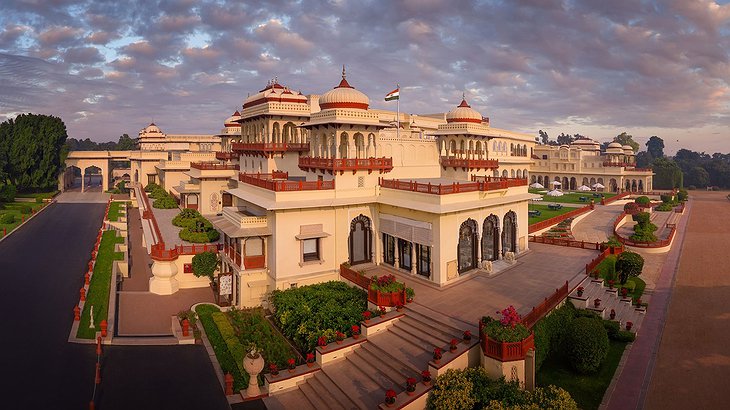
left=0, top=202, right=46, bottom=235
left=77, top=230, right=124, bottom=339
left=528, top=204, right=578, bottom=224
left=15, top=190, right=59, bottom=200
left=593, top=256, right=646, bottom=301
left=106, top=201, right=127, bottom=222
left=196, top=304, right=247, bottom=392
left=529, top=189, right=616, bottom=204
left=537, top=340, right=628, bottom=410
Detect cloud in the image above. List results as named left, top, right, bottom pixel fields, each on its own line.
left=63, top=46, right=103, bottom=64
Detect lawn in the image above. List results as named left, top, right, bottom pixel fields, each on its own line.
left=528, top=204, right=577, bottom=224
left=77, top=230, right=124, bottom=339
left=0, top=201, right=46, bottom=235
left=106, top=201, right=127, bottom=222
left=537, top=340, right=628, bottom=410
left=529, top=189, right=616, bottom=204
left=15, top=190, right=59, bottom=200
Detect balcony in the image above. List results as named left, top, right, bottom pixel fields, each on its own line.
left=379, top=176, right=527, bottom=195
left=298, top=156, right=393, bottom=174
left=238, top=172, right=335, bottom=191
left=440, top=157, right=499, bottom=170
left=223, top=245, right=265, bottom=270
left=602, top=161, right=652, bottom=172
left=190, top=162, right=240, bottom=171
left=215, top=151, right=238, bottom=161
left=230, top=142, right=310, bottom=158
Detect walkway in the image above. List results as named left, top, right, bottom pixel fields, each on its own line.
left=56, top=190, right=110, bottom=203
left=643, top=191, right=730, bottom=409
left=0, top=202, right=229, bottom=409
left=572, top=203, right=625, bottom=243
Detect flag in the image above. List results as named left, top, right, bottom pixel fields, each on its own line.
left=385, top=88, right=399, bottom=101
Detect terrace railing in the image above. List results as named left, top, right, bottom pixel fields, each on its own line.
left=190, top=162, right=240, bottom=171
left=238, top=172, right=334, bottom=191
left=528, top=205, right=593, bottom=234
left=379, top=176, right=526, bottom=195
left=298, top=157, right=393, bottom=174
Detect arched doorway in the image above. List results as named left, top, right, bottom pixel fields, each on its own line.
left=186, top=193, right=198, bottom=210
left=458, top=219, right=478, bottom=274
left=638, top=180, right=644, bottom=191
left=348, top=215, right=372, bottom=266
left=625, top=180, right=631, bottom=191
left=562, top=177, right=569, bottom=189
left=502, top=211, right=517, bottom=256
left=610, top=178, right=617, bottom=192
left=570, top=177, right=577, bottom=190
left=631, top=180, right=637, bottom=192
left=481, top=215, right=500, bottom=261
left=537, top=175, right=543, bottom=185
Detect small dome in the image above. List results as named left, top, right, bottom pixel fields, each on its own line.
left=224, top=111, right=241, bottom=127
left=142, top=123, right=161, bottom=134
left=608, top=142, right=623, bottom=148
left=622, top=144, right=634, bottom=153
left=242, top=79, right=308, bottom=109
left=445, top=97, right=483, bottom=124
left=319, top=66, right=369, bottom=110
left=572, top=137, right=598, bottom=146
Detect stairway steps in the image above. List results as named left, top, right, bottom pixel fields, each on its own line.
left=367, top=331, right=433, bottom=372
left=346, top=351, right=402, bottom=390
left=404, top=304, right=476, bottom=335
left=392, top=319, right=452, bottom=348
left=359, top=336, right=423, bottom=375
left=399, top=314, right=461, bottom=341
left=298, top=381, right=331, bottom=410
left=322, top=361, right=383, bottom=410
left=263, top=388, right=316, bottom=410
left=311, top=371, right=361, bottom=410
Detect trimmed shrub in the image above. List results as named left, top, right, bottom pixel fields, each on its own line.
left=144, top=183, right=161, bottom=192
left=635, top=196, right=650, bottom=205
left=623, top=202, right=639, bottom=215
left=529, top=385, right=578, bottom=410
left=172, top=208, right=201, bottom=228
left=660, top=194, right=673, bottom=203
left=614, top=330, right=636, bottom=343
left=19, top=205, right=32, bottom=214
left=179, top=216, right=220, bottom=243
left=564, top=317, right=609, bottom=374
left=616, top=251, right=644, bottom=284
left=192, top=251, right=218, bottom=280
left=603, top=320, right=620, bottom=339
left=0, top=213, right=15, bottom=224
left=534, top=302, right=576, bottom=371
left=427, top=368, right=476, bottom=410
left=152, top=196, right=178, bottom=209
left=0, top=184, right=17, bottom=203
left=655, top=203, right=673, bottom=211
left=632, top=212, right=650, bottom=225
left=677, top=189, right=688, bottom=201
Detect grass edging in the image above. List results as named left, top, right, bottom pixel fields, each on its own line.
left=77, top=230, right=124, bottom=339
left=195, top=304, right=247, bottom=392
left=0, top=201, right=49, bottom=241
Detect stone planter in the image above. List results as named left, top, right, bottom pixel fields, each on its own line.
left=243, top=353, right=265, bottom=397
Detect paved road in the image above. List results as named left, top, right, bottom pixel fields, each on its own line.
left=0, top=203, right=229, bottom=410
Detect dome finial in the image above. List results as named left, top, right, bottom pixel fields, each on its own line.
left=342, top=65, right=346, bottom=79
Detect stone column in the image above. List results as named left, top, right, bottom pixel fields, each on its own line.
left=411, top=243, right=417, bottom=275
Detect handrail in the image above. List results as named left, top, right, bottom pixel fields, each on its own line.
left=481, top=332, right=535, bottom=361
left=521, top=282, right=569, bottom=329
left=528, top=236, right=600, bottom=250
left=298, top=156, right=393, bottom=173
left=138, top=185, right=164, bottom=247
left=528, top=205, right=592, bottom=234
left=439, top=157, right=499, bottom=169
left=379, top=176, right=527, bottom=195
left=190, top=162, right=240, bottom=171
left=238, top=172, right=334, bottom=191
left=231, top=142, right=310, bottom=152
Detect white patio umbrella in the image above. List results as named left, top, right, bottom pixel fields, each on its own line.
left=530, top=182, right=544, bottom=189
left=551, top=180, right=562, bottom=186
left=577, top=185, right=591, bottom=191
left=592, top=182, right=605, bottom=189
left=546, top=189, right=564, bottom=197
left=531, top=197, right=543, bottom=201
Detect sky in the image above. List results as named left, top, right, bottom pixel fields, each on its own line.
left=0, top=0, right=728, bottom=155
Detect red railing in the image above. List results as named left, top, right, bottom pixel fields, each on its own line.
left=138, top=186, right=164, bottom=246
left=238, top=172, right=334, bottom=191
left=244, top=255, right=265, bottom=269
left=191, top=162, right=240, bottom=171
left=340, top=264, right=406, bottom=307
left=151, top=243, right=222, bottom=261
left=612, top=211, right=677, bottom=248
left=601, top=191, right=630, bottom=205
left=528, top=236, right=601, bottom=250
left=215, top=151, right=238, bottom=160
left=224, top=245, right=242, bottom=267
left=379, top=177, right=527, bottom=195
left=440, top=157, right=499, bottom=170
left=231, top=142, right=310, bottom=152
left=521, top=282, right=569, bottom=329
left=340, top=264, right=372, bottom=289
left=298, top=157, right=393, bottom=174
left=481, top=332, right=535, bottom=361
left=528, top=205, right=592, bottom=234
left=584, top=244, right=624, bottom=275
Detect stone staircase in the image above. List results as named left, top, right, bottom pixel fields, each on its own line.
left=569, top=277, right=645, bottom=333
left=263, top=304, right=475, bottom=409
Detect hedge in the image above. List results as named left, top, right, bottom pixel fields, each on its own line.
left=0, top=213, right=14, bottom=224
left=172, top=208, right=202, bottom=228
left=152, top=196, right=178, bottom=209
left=533, top=302, right=577, bottom=371
left=564, top=317, right=609, bottom=374
left=195, top=304, right=246, bottom=392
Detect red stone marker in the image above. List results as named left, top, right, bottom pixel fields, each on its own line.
left=182, top=319, right=190, bottom=337
left=85, top=273, right=90, bottom=285
left=225, top=373, right=233, bottom=395
left=96, top=337, right=102, bottom=356
left=73, top=306, right=80, bottom=321
left=100, top=320, right=108, bottom=338
left=79, top=288, right=86, bottom=302
left=95, top=363, right=101, bottom=384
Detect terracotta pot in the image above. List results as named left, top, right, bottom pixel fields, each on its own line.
left=406, top=389, right=415, bottom=396
left=353, top=334, right=360, bottom=339
left=385, top=401, right=395, bottom=408
left=306, top=362, right=313, bottom=368
left=433, top=358, right=440, bottom=364
left=288, top=368, right=295, bottom=374
left=364, top=319, right=370, bottom=324
left=450, top=346, right=457, bottom=352
left=336, top=340, right=343, bottom=345
left=422, top=380, right=431, bottom=386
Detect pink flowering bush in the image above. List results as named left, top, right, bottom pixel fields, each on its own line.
left=481, top=306, right=530, bottom=343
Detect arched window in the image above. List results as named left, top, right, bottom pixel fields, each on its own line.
left=349, top=215, right=372, bottom=265
left=458, top=219, right=478, bottom=273
left=481, top=215, right=500, bottom=261
left=502, top=211, right=517, bottom=255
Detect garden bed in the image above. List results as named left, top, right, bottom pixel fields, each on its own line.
left=529, top=189, right=616, bottom=204
left=106, top=201, right=127, bottom=222
left=77, top=230, right=124, bottom=339
left=528, top=204, right=577, bottom=224
left=0, top=201, right=45, bottom=234
left=589, top=255, right=645, bottom=302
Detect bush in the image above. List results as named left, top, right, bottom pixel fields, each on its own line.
left=603, top=320, right=620, bottom=339
left=192, top=251, right=218, bottom=280
left=152, top=196, right=178, bottom=209
left=660, top=194, right=673, bottom=203
left=529, top=385, right=578, bottom=410
left=614, top=330, right=636, bottom=343
left=180, top=227, right=220, bottom=243
left=0, top=184, right=17, bottom=203
left=635, top=196, right=650, bottom=205
left=427, top=368, right=476, bottom=410
left=481, top=315, right=531, bottom=343
left=623, top=202, right=639, bottom=215
left=172, top=209, right=201, bottom=227
left=0, top=213, right=15, bottom=224
left=603, top=236, right=622, bottom=248
left=534, top=302, right=576, bottom=371
left=677, top=189, right=688, bottom=201
left=655, top=203, right=673, bottom=211
left=564, top=317, right=609, bottom=374
left=616, top=251, right=644, bottom=284
left=632, top=212, right=650, bottom=225
left=19, top=205, right=32, bottom=214
left=144, top=183, right=161, bottom=192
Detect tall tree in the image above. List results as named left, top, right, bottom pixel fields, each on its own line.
left=613, top=132, right=640, bottom=152
left=646, top=136, right=665, bottom=159
left=652, top=157, right=683, bottom=189
left=116, top=134, right=138, bottom=150
left=556, top=133, right=574, bottom=145
left=635, top=151, right=654, bottom=168
left=538, top=130, right=549, bottom=145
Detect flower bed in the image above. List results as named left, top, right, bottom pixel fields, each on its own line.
left=77, top=230, right=124, bottom=339
left=270, top=281, right=367, bottom=353
left=480, top=307, right=534, bottom=361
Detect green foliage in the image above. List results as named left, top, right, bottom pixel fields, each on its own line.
left=0, top=213, right=14, bottom=224
left=405, top=287, right=415, bottom=300
left=427, top=368, right=475, bottom=410
left=227, top=307, right=297, bottom=373
left=152, top=195, right=178, bottom=209
left=144, top=183, right=160, bottom=192
left=612, top=132, right=639, bottom=152
left=614, top=330, right=636, bottom=343
left=677, top=189, right=688, bottom=201
left=179, top=216, right=220, bottom=243
left=646, top=136, right=664, bottom=159
left=603, top=320, right=620, bottom=339
left=172, top=208, right=202, bottom=227
left=616, top=251, right=644, bottom=285
left=213, top=312, right=246, bottom=377
left=191, top=251, right=218, bottom=280
left=0, top=114, right=68, bottom=190
left=65, top=133, right=138, bottom=151
left=534, top=302, right=577, bottom=371
left=660, top=194, right=673, bottom=203
left=623, top=202, right=639, bottom=214
left=564, top=317, right=609, bottom=374
left=634, top=196, right=650, bottom=205
left=655, top=203, right=673, bottom=211
left=591, top=255, right=616, bottom=281
left=481, top=316, right=531, bottom=343
left=652, top=157, right=684, bottom=189
left=631, top=211, right=650, bottom=225
left=195, top=304, right=246, bottom=392
left=369, top=274, right=404, bottom=293
left=0, top=184, right=16, bottom=202
left=529, top=385, right=579, bottom=410
left=19, top=205, right=31, bottom=214
left=270, top=281, right=367, bottom=353
left=602, top=236, right=622, bottom=248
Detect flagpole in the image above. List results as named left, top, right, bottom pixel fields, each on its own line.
left=396, top=83, right=400, bottom=140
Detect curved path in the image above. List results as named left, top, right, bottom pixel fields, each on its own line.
left=0, top=202, right=229, bottom=410
left=571, top=203, right=625, bottom=243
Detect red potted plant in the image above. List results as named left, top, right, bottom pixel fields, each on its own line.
left=433, top=347, right=442, bottom=364
left=449, top=338, right=458, bottom=352
left=405, top=377, right=417, bottom=395
left=352, top=325, right=360, bottom=339
left=621, top=288, right=628, bottom=298
left=335, top=331, right=345, bottom=344
left=269, top=363, right=279, bottom=377
left=610, top=309, right=616, bottom=320
left=594, top=298, right=601, bottom=308
left=396, top=303, right=404, bottom=312
left=463, top=330, right=472, bottom=342
left=636, top=298, right=642, bottom=308
left=362, top=311, right=371, bottom=323
left=576, top=286, right=584, bottom=297
left=379, top=306, right=386, bottom=318
left=421, top=370, right=431, bottom=385
left=306, top=353, right=315, bottom=367
left=318, top=336, right=328, bottom=350
left=287, top=358, right=296, bottom=373
left=384, top=388, right=397, bottom=407
left=608, top=280, right=614, bottom=289
left=626, top=321, right=633, bottom=331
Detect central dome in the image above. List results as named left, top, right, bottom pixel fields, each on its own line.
left=445, top=98, right=483, bottom=124
left=319, top=66, right=369, bottom=110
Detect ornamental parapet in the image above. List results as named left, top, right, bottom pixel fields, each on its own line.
left=231, top=142, right=309, bottom=157
left=298, top=156, right=393, bottom=174
left=440, top=157, right=499, bottom=170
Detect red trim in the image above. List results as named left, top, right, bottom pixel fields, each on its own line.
left=243, top=96, right=307, bottom=109
left=224, top=123, right=240, bottom=127
left=319, top=101, right=369, bottom=110
left=336, top=78, right=354, bottom=89
left=458, top=99, right=470, bottom=108
left=446, top=117, right=482, bottom=123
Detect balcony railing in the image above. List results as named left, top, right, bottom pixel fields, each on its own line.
left=190, top=162, right=240, bottom=171
left=298, top=156, right=393, bottom=174
left=215, top=151, right=238, bottom=161
left=244, top=255, right=265, bottom=269
left=440, top=157, right=499, bottom=170
left=231, top=142, right=310, bottom=156
left=379, top=176, right=527, bottom=195
left=480, top=332, right=535, bottom=362
left=238, top=172, right=335, bottom=191
left=151, top=243, right=223, bottom=261
left=224, top=245, right=242, bottom=267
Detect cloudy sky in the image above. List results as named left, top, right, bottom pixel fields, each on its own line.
left=1, top=0, right=728, bottom=154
